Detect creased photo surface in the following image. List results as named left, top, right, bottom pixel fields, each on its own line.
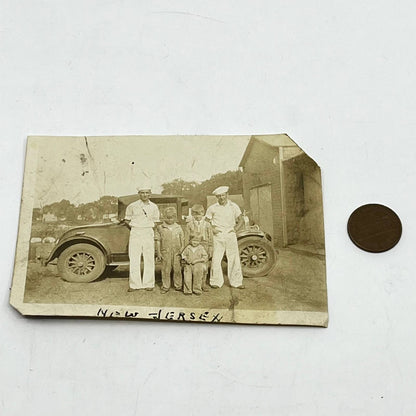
left=10, top=134, right=327, bottom=326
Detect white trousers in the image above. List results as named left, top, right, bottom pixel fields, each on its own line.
left=128, top=227, right=155, bottom=289
left=210, top=231, right=243, bottom=288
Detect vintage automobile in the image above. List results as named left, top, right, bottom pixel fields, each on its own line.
left=45, top=194, right=277, bottom=283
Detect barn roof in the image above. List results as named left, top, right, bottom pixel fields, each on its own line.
left=239, top=134, right=297, bottom=167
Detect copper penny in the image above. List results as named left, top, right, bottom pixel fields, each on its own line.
left=347, top=204, right=402, bottom=252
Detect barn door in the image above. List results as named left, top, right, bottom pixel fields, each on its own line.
left=249, top=184, right=273, bottom=242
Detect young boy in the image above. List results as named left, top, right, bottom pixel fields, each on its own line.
left=185, top=204, right=213, bottom=291
left=181, top=233, right=209, bottom=296
left=155, top=207, right=184, bottom=294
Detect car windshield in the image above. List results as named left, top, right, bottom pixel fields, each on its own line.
left=117, top=194, right=188, bottom=222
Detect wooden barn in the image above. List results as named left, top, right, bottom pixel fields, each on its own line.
left=239, top=134, right=324, bottom=251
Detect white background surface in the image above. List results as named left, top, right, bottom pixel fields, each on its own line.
left=1, top=1, right=415, bottom=415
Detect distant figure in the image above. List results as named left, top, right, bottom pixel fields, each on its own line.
left=205, top=186, right=245, bottom=289
left=124, top=184, right=160, bottom=292
left=155, top=207, right=184, bottom=294
left=181, top=233, right=209, bottom=296
left=185, top=204, right=213, bottom=291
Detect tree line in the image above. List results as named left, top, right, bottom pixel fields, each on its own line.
left=161, top=170, right=242, bottom=207
left=33, top=170, right=243, bottom=222
left=33, top=196, right=118, bottom=223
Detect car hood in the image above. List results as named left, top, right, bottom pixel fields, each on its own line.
left=58, top=222, right=121, bottom=240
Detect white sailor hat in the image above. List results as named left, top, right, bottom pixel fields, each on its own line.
left=136, top=183, right=152, bottom=192
left=212, top=185, right=229, bottom=196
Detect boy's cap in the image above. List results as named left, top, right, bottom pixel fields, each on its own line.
left=212, top=186, right=229, bottom=195
left=164, top=207, right=177, bottom=217
left=191, top=204, right=205, bottom=214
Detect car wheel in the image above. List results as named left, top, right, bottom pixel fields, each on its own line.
left=57, top=243, right=106, bottom=283
left=238, top=237, right=277, bottom=278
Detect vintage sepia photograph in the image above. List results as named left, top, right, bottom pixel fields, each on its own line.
left=10, top=134, right=327, bottom=326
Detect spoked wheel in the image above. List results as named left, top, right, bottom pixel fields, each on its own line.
left=57, top=243, right=106, bottom=283
left=238, top=237, right=277, bottom=277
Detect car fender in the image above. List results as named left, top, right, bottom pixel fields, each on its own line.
left=45, top=236, right=110, bottom=265
left=237, top=231, right=278, bottom=256
left=237, top=229, right=273, bottom=243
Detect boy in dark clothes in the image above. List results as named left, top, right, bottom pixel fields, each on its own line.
left=155, top=207, right=184, bottom=294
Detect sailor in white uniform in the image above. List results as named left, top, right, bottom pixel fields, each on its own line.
left=124, top=184, right=160, bottom=291
left=205, top=186, right=245, bottom=289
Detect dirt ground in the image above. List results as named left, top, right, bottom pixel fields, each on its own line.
left=23, top=250, right=327, bottom=313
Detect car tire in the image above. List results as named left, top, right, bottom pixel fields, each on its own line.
left=57, top=243, right=106, bottom=283
left=238, top=237, right=277, bottom=278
